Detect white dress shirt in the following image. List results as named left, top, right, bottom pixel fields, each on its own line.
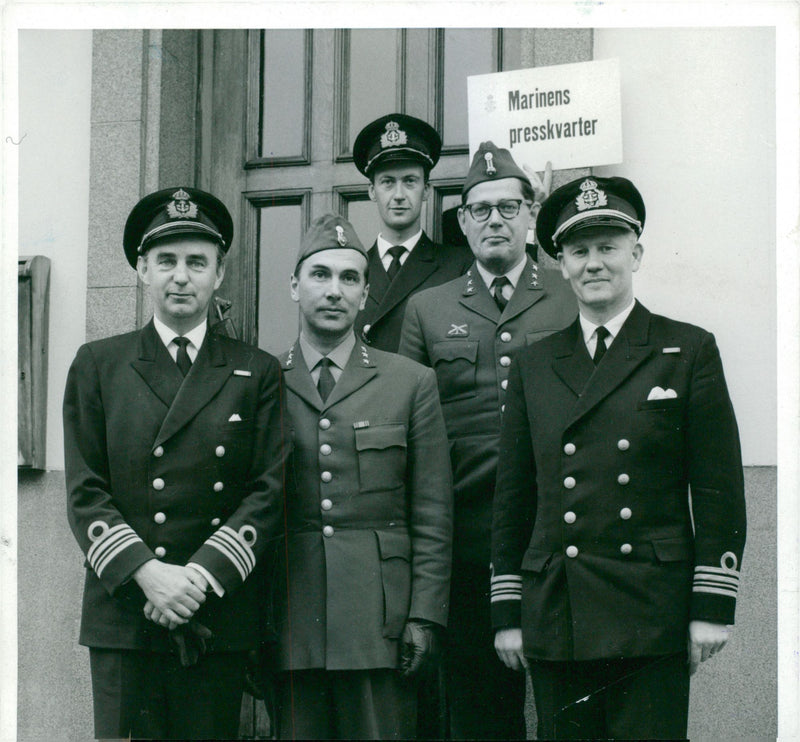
left=579, top=299, right=636, bottom=357
left=299, top=332, right=356, bottom=385
left=376, top=230, right=423, bottom=272
left=475, top=254, right=528, bottom=303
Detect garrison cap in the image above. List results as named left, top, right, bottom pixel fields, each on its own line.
left=353, top=113, right=441, bottom=177
left=536, top=176, right=645, bottom=258
left=295, top=214, right=367, bottom=272
left=462, top=141, right=531, bottom=198
left=123, top=187, right=233, bottom=268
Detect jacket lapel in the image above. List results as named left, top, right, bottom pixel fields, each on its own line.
left=498, top=257, right=545, bottom=325
left=565, top=301, right=655, bottom=428
left=551, top=319, right=595, bottom=397
left=154, top=330, right=232, bottom=446
left=364, top=243, right=389, bottom=309
left=365, top=233, right=439, bottom=326
left=323, top=343, right=378, bottom=408
left=130, top=320, right=184, bottom=409
left=281, top=342, right=324, bottom=413
left=457, top=265, right=501, bottom=323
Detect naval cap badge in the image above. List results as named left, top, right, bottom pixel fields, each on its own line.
left=380, top=120, right=408, bottom=149
left=484, top=152, right=496, bottom=176
left=166, top=188, right=198, bottom=220
left=335, top=225, right=347, bottom=246
left=575, top=179, right=607, bottom=212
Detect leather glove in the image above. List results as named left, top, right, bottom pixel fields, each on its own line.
left=169, top=620, right=214, bottom=668
left=399, top=619, right=442, bottom=678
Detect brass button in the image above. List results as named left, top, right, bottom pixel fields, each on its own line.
left=620, top=543, right=633, bottom=555
left=501, top=379, right=508, bottom=390
left=323, top=525, right=334, bottom=538
left=152, top=478, right=165, bottom=491
left=500, top=356, right=511, bottom=367
left=500, top=331, right=512, bottom=343
left=154, top=546, right=166, bottom=558
left=620, top=507, right=632, bottom=520
left=566, top=545, right=579, bottom=558
left=564, top=476, right=576, bottom=489
left=321, top=499, right=333, bottom=511
left=153, top=446, right=164, bottom=458
left=617, top=473, right=630, bottom=485
left=154, top=512, right=166, bottom=524
left=213, top=481, right=224, bottom=492
left=321, top=471, right=332, bottom=483
left=363, top=324, right=371, bottom=335
left=563, top=443, right=576, bottom=455
left=211, top=518, right=221, bottom=526
left=216, top=445, right=226, bottom=457
left=617, top=439, right=630, bottom=451
left=564, top=511, right=576, bottom=524
left=319, top=418, right=331, bottom=430
left=320, top=444, right=332, bottom=456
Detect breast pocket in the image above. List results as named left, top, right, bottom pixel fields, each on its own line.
left=355, top=424, right=408, bottom=493
left=430, top=341, right=478, bottom=402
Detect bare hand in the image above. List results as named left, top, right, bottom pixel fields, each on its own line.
left=133, top=560, right=206, bottom=626
left=523, top=161, right=553, bottom=204
left=494, top=628, right=528, bottom=672
left=688, top=620, right=730, bottom=675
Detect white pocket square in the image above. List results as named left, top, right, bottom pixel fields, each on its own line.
left=228, top=413, right=242, bottom=422
left=647, top=386, right=678, bottom=401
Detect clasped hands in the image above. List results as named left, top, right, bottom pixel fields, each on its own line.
left=133, top=559, right=209, bottom=629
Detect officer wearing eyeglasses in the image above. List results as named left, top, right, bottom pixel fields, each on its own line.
left=398, top=142, right=576, bottom=739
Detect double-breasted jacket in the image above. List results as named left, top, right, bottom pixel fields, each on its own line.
left=491, top=302, right=746, bottom=660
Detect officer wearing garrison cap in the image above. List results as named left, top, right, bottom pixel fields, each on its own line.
left=352, top=113, right=473, bottom=353
left=491, top=176, right=746, bottom=739
left=272, top=214, right=453, bottom=739
left=399, top=142, right=576, bottom=739
left=63, top=187, right=287, bottom=739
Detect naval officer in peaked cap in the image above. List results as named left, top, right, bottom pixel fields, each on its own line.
left=399, top=142, right=577, bottom=739
left=352, top=113, right=474, bottom=353
left=273, top=214, right=453, bottom=739
left=491, top=175, right=746, bottom=739
left=64, top=186, right=287, bottom=739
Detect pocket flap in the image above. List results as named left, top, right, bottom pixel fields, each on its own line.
left=521, top=547, right=552, bottom=573
left=638, top=398, right=682, bottom=411
left=652, top=537, right=692, bottom=562
left=355, top=424, right=407, bottom=451
left=376, top=530, right=411, bottom=561
left=431, top=340, right=478, bottom=365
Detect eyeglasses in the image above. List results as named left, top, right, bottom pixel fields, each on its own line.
left=462, top=199, right=529, bottom=222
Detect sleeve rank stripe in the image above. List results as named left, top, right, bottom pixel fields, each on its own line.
left=205, top=526, right=255, bottom=581
left=694, top=565, right=741, bottom=577
left=693, top=573, right=739, bottom=587
left=490, top=574, right=523, bottom=602
left=87, top=524, right=143, bottom=577
left=693, top=584, right=739, bottom=598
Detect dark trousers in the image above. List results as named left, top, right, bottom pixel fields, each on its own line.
left=89, top=648, right=247, bottom=740
left=446, top=561, right=527, bottom=740
left=276, top=668, right=417, bottom=740
left=529, top=652, right=690, bottom=740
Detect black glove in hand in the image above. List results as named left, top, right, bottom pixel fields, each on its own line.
left=399, top=619, right=441, bottom=678
left=169, top=620, right=214, bottom=668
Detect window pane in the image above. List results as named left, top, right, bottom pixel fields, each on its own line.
left=258, top=204, right=302, bottom=353
left=347, top=30, right=399, bottom=152
left=344, top=197, right=383, bottom=249
left=443, top=29, right=494, bottom=147
left=261, top=30, right=306, bottom=158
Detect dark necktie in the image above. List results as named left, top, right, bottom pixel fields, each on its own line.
left=174, top=337, right=192, bottom=376
left=592, top=326, right=610, bottom=366
left=386, top=245, right=406, bottom=282
left=491, top=276, right=511, bottom=312
left=317, top=357, right=336, bottom=402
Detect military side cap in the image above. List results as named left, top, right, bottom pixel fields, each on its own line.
left=295, top=214, right=367, bottom=271
left=123, top=187, right=233, bottom=268
left=536, top=176, right=645, bottom=258
left=353, top=113, right=441, bottom=177
left=462, top=141, right=531, bottom=198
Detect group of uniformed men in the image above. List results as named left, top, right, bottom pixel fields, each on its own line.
left=64, top=112, right=746, bottom=741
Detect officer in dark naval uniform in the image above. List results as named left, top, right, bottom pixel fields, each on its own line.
left=352, top=113, right=473, bottom=352
left=399, top=143, right=577, bottom=739
left=273, top=215, right=452, bottom=740
left=491, top=175, right=746, bottom=739
left=63, top=187, right=287, bottom=740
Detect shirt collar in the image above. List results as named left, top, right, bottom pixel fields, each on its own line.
left=376, top=230, right=423, bottom=260
left=474, top=253, right=528, bottom=291
left=579, top=299, right=636, bottom=345
left=153, top=315, right=207, bottom=350
left=298, top=331, right=357, bottom=372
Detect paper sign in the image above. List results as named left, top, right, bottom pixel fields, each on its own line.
left=467, top=58, right=623, bottom=171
